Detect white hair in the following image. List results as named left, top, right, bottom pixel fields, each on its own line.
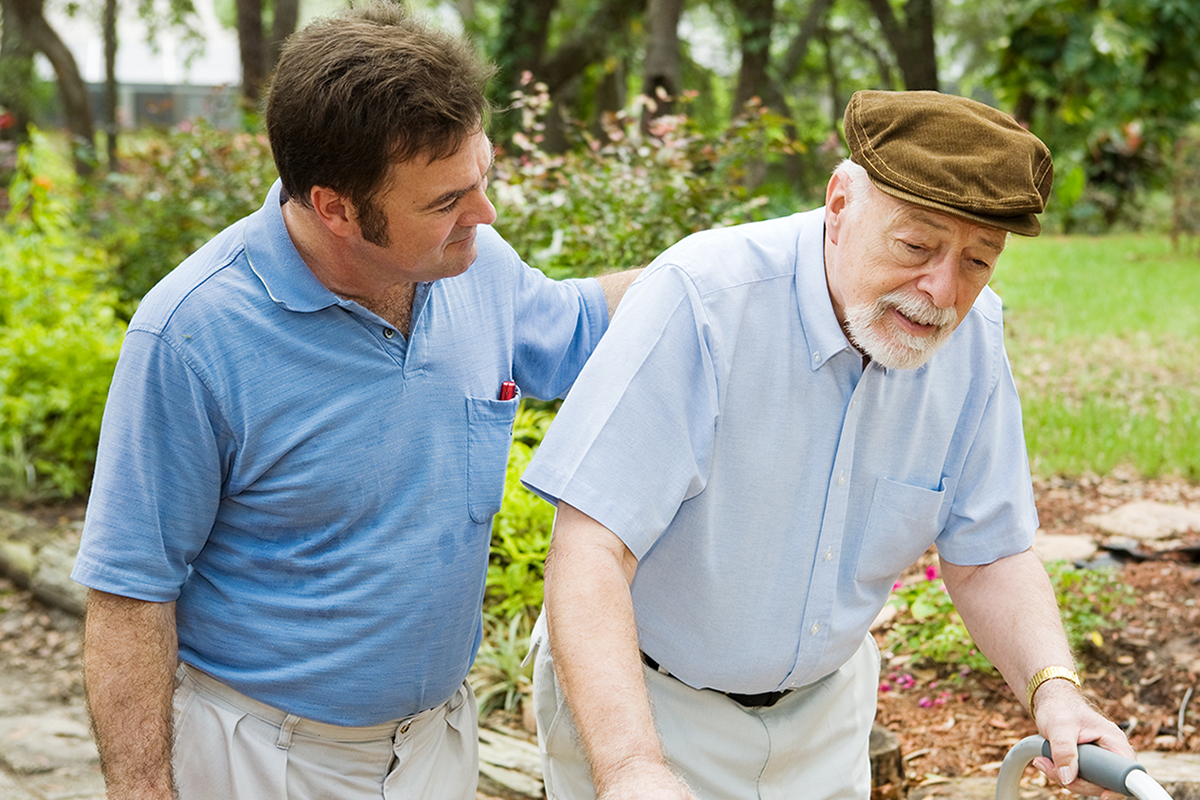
left=833, top=158, right=876, bottom=216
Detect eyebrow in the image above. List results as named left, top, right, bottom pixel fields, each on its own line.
left=909, top=211, right=1005, bottom=253
left=421, top=150, right=496, bottom=212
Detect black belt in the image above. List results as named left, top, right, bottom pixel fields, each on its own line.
left=640, top=652, right=790, bottom=708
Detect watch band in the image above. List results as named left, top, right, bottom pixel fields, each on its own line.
left=1027, top=665, right=1082, bottom=720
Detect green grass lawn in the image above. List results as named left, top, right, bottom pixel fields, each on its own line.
left=993, top=234, right=1200, bottom=480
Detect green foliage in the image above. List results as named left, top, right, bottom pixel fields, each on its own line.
left=85, top=120, right=277, bottom=313
left=992, top=0, right=1200, bottom=231
left=471, top=612, right=534, bottom=720
left=886, top=568, right=995, bottom=674
left=885, top=563, right=1135, bottom=674
left=491, top=79, right=789, bottom=277
left=1045, top=561, right=1137, bottom=650
left=0, top=132, right=126, bottom=500
left=474, top=404, right=556, bottom=720
left=486, top=405, right=558, bottom=622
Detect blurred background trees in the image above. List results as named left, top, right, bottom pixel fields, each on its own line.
left=2, top=0, right=1198, bottom=229
left=0, top=0, right=1198, bottom=503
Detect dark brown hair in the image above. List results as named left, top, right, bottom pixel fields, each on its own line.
left=266, top=1, right=495, bottom=243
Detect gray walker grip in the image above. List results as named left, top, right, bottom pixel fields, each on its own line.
left=1041, top=739, right=1145, bottom=792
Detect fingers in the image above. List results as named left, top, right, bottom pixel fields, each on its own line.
left=1031, top=755, right=1118, bottom=798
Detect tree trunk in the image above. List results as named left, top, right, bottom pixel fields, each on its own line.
left=236, top=0, right=267, bottom=106
left=10, top=0, right=95, bottom=175
left=103, top=0, right=118, bottom=171
left=642, top=0, right=684, bottom=118
left=492, top=0, right=558, bottom=97
left=779, top=0, right=835, bottom=80
left=539, top=0, right=646, bottom=96
left=860, top=0, right=938, bottom=90
left=0, top=0, right=36, bottom=147
left=267, top=0, right=299, bottom=79
left=733, top=0, right=775, bottom=113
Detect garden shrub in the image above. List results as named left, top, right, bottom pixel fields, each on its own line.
left=0, top=133, right=126, bottom=500
left=884, top=562, right=1136, bottom=675
left=486, top=404, right=557, bottom=622
left=491, top=78, right=792, bottom=278
left=85, top=120, right=277, bottom=313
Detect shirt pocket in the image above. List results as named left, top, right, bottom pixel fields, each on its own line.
left=465, top=392, right=521, bottom=524
left=854, top=477, right=953, bottom=584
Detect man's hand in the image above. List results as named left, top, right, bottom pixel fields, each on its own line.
left=1030, top=679, right=1136, bottom=800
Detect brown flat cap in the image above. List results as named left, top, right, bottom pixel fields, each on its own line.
left=844, top=90, right=1053, bottom=236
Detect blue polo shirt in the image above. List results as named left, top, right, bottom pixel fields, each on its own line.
left=522, top=207, right=1038, bottom=695
left=72, top=181, right=608, bottom=725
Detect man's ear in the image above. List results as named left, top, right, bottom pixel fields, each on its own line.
left=309, top=186, right=360, bottom=239
left=824, top=171, right=850, bottom=246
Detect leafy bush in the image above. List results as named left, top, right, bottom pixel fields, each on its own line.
left=884, top=563, right=1135, bottom=675
left=0, top=133, right=126, bottom=500
left=486, top=405, right=557, bottom=622
left=490, top=78, right=791, bottom=278
left=85, top=120, right=277, bottom=312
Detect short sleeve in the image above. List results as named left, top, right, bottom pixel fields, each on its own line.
left=510, top=263, right=609, bottom=401
left=71, top=330, right=229, bottom=600
left=521, top=264, right=720, bottom=558
left=935, top=345, right=1038, bottom=565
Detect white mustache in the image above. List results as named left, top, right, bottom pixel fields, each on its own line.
left=875, top=291, right=957, bottom=329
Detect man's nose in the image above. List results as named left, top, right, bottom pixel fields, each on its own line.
left=916, top=252, right=958, bottom=308
left=468, top=188, right=497, bottom=226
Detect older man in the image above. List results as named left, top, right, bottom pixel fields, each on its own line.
left=521, top=90, right=1133, bottom=800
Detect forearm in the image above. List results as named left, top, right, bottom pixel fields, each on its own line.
left=544, top=502, right=686, bottom=798
left=941, top=549, right=1133, bottom=798
left=82, top=589, right=179, bottom=800
left=594, top=268, right=644, bottom=321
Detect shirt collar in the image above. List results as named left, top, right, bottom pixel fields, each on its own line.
left=794, top=207, right=854, bottom=370
left=243, top=180, right=341, bottom=313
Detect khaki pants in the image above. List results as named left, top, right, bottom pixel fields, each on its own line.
left=532, top=631, right=880, bottom=800
left=172, top=664, right=479, bottom=800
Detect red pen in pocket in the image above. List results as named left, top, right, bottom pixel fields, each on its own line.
left=499, top=380, right=516, bottom=401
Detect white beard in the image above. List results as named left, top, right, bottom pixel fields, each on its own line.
left=844, top=290, right=958, bottom=370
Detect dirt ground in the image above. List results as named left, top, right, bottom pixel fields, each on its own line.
left=875, top=473, right=1200, bottom=797
left=3, top=473, right=1199, bottom=799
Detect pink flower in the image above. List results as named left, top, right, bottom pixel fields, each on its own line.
left=918, top=696, right=933, bottom=708
left=924, top=565, right=939, bottom=582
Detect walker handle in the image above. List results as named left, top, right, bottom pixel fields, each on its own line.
left=1041, top=739, right=1146, bottom=793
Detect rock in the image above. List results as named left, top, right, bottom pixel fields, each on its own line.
left=0, top=710, right=98, bottom=774
left=1086, top=501, right=1200, bottom=541
left=1138, top=751, right=1200, bottom=800
left=0, top=508, right=87, bottom=617
left=477, top=726, right=543, bottom=800
left=1032, top=531, right=1098, bottom=564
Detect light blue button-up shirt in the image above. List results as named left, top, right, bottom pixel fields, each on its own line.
left=522, top=208, right=1037, bottom=695
left=72, top=182, right=609, bottom=725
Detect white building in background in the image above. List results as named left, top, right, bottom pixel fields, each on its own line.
left=42, top=0, right=463, bottom=129
left=44, top=0, right=344, bottom=128
left=42, top=0, right=241, bottom=127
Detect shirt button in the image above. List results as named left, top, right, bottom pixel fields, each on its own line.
left=383, top=328, right=395, bottom=339
left=812, top=352, right=821, bottom=363
left=811, top=622, right=821, bottom=634
left=849, top=398, right=857, bottom=410
left=824, top=549, right=834, bottom=562
left=837, top=473, right=847, bottom=486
